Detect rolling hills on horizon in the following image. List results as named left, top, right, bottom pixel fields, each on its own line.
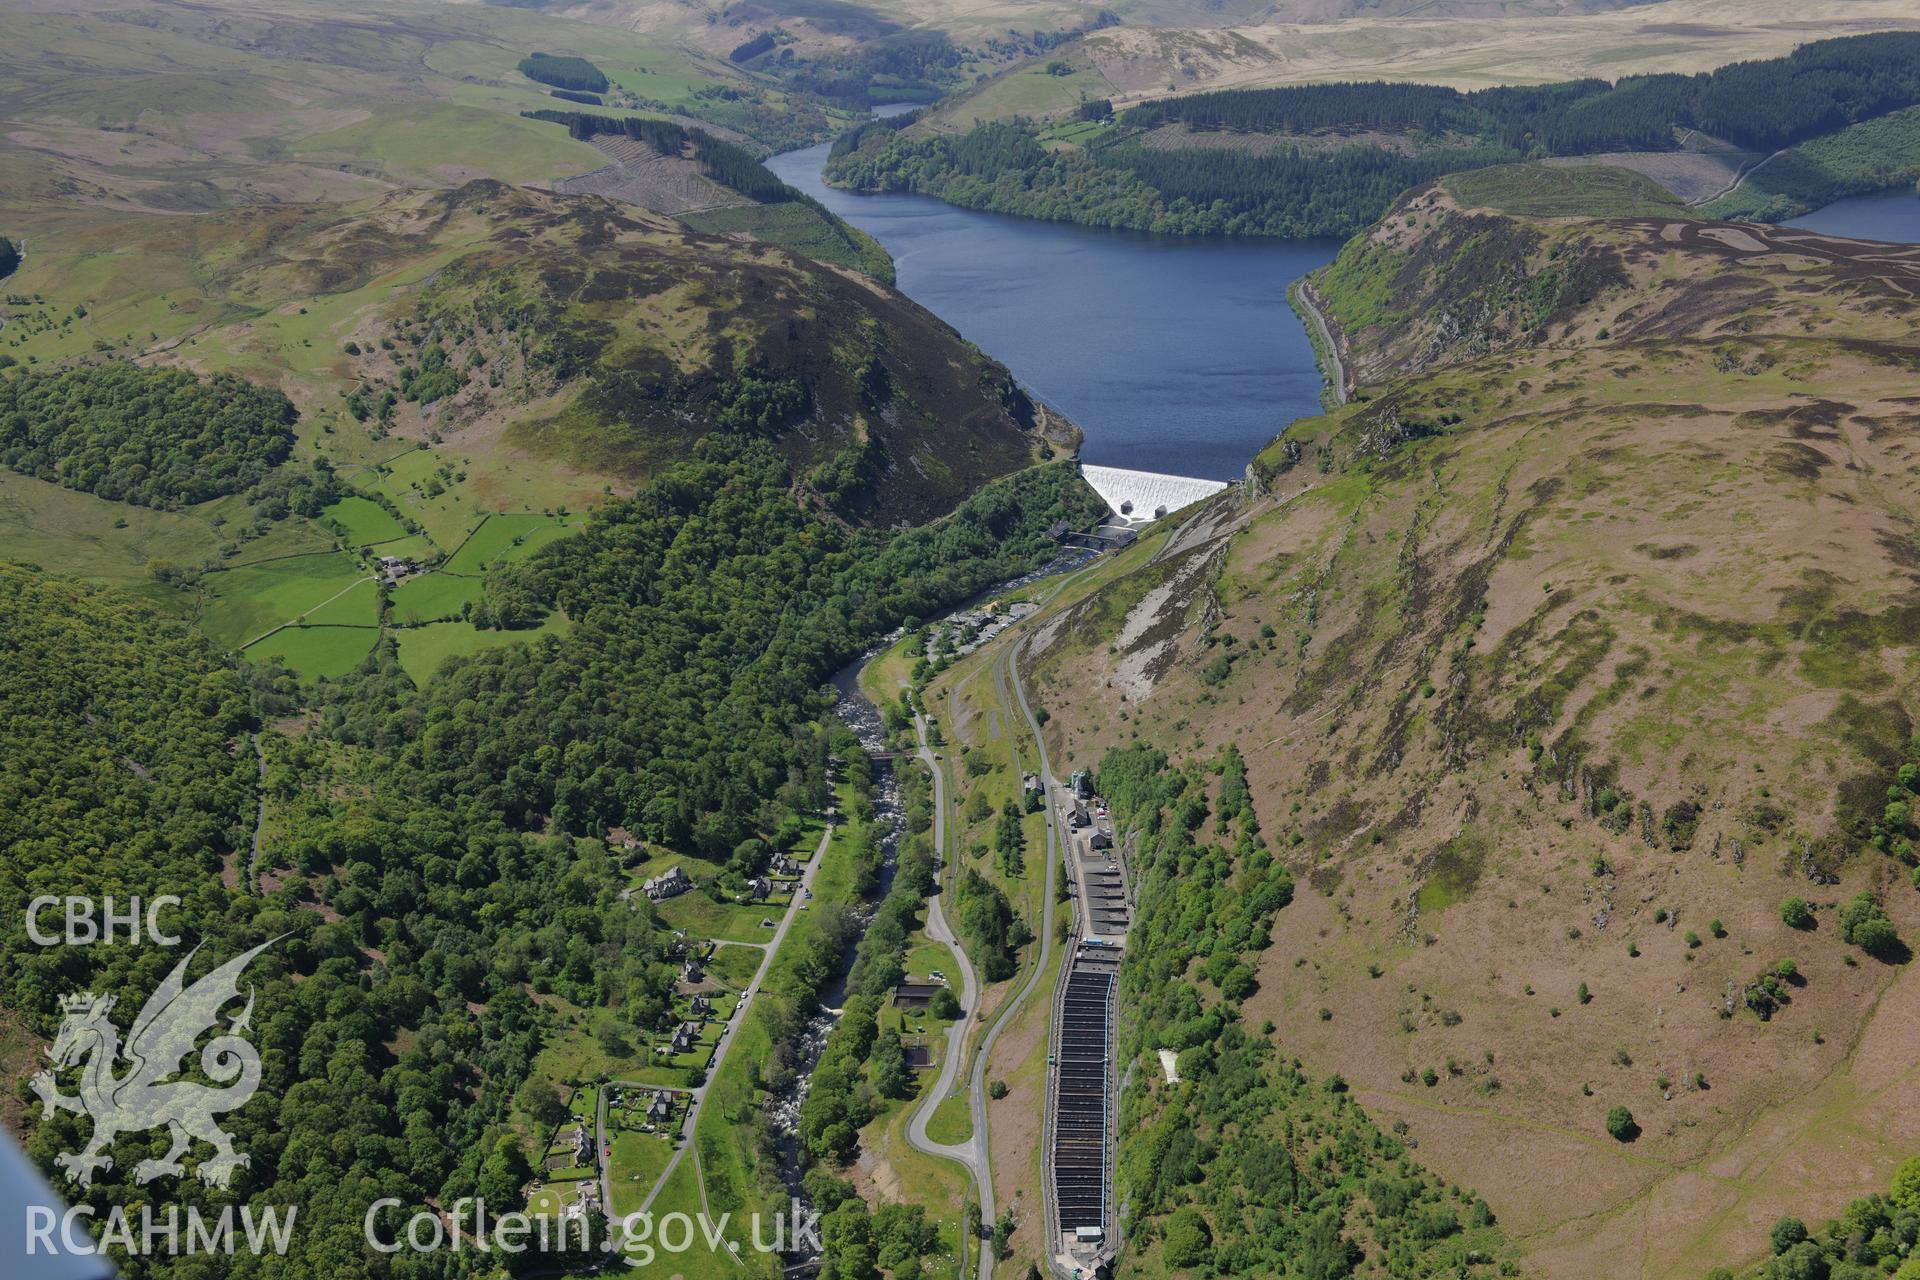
left=3, top=2, right=1920, bottom=1279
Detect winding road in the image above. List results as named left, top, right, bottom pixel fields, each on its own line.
left=1293, top=280, right=1348, bottom=408
left=902, top=633, right=1063, bottom=1280
left=1687, top=144, right=1790, bottom=208
left=903, top=712, right=990, bottom=1263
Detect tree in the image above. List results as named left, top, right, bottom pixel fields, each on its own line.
left=1769, top=1217, right=1808, bottom=1254
left=820, top=1199, right=878, bottom=1280
left=477, top=1135, right=533, bottom=1206
left=1605, top=1105, right=1637, bottom=1141
left=1837, top=891, right=1900, bottom=955
left=1851, top=914, right=1899, bottom=955
left=1890, top=1155, right=1920, bottom=1214
left=870, top=1029, right=911, bottom=1099
left=596, top=1021, right=631, bottom=1056
left=1765, top=1240, right=1828, bottom=1280
left=930, top=985, right=961, bottom=1019
left=1781, top=897, right=1813, bottom=928
left=1162, top=1207, right=1212, bottom=1268
left=515, top=1078, right=569, bottom=1128
left=995, top=801, right=1026, bottom=876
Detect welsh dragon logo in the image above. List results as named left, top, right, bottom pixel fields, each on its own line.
left=30, top=939, right=275, bottom=1189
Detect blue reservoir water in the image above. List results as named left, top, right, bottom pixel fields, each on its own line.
left=767, top=142, right=1339, bottom=481
left=766, top=149, right=1917, bottom=480
left=1787, top=188, right=1920, bottom=242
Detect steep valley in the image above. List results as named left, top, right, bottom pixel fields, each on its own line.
left=1007, top=173, right=1920, bottom=1279
left=10, top=4, right=1920, bottom=1278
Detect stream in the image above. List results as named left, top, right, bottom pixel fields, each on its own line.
left=765, top=630, right=905, bottom=1263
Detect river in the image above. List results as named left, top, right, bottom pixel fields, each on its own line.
left=763, top=639, right=904, bottom=1266
left=766, top=142, right=1339, bottom=482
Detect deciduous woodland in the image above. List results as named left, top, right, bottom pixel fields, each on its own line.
left=0, top=362, right=297, bottom=506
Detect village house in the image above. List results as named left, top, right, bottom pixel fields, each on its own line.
left=668, top=1022, right=696, bottom=1054
left=644, top=865, right=691, bottom=901
left=690, top=993, right=712, bottom=1017
left=770, top=852, right=800, bottom=877
left=682, top=957, right=704, bottom=984
left=647, top=1092, right=673, bottom=1124
left=741, top=877, right=772, bottom=902
left=607, top=826, right=640, bottom=854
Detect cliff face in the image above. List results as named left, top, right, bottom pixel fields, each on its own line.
left=1021, top=184, right=1920, bottom=1279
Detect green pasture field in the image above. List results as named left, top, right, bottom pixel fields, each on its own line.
left=243, top=625, right=379, bottom=679
left=392, top=614, right=568, bottom=684
left=322, top=495, right=409, bottom=546
left=302, top=576, right=380, bottom=627
left=680, top=202, right=895, bottom=281
left=292, top=101, right=604, bottom=188
left=0, top=471, right=225, bottom=589
left=198, top=551, right=370, bottom=647
left=389, top=572, right=483, bottom=624
left=443, top=512, right=574, bottom=574
left=223, top=518, right=341, bottom=567
left=632, top=1157, right=750, bottom=1280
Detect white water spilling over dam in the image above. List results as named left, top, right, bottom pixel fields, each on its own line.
left=1078, top=465, right=1228, bottom=526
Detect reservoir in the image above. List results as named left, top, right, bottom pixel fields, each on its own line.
left=767, top=142, right=1339, bottom=481
left=1788, top=188, right=1920, bottom=243
left=769, top=132, right=1918, bottom=480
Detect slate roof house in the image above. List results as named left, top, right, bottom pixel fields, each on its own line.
left=644, top=865, right=692, bottom=901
